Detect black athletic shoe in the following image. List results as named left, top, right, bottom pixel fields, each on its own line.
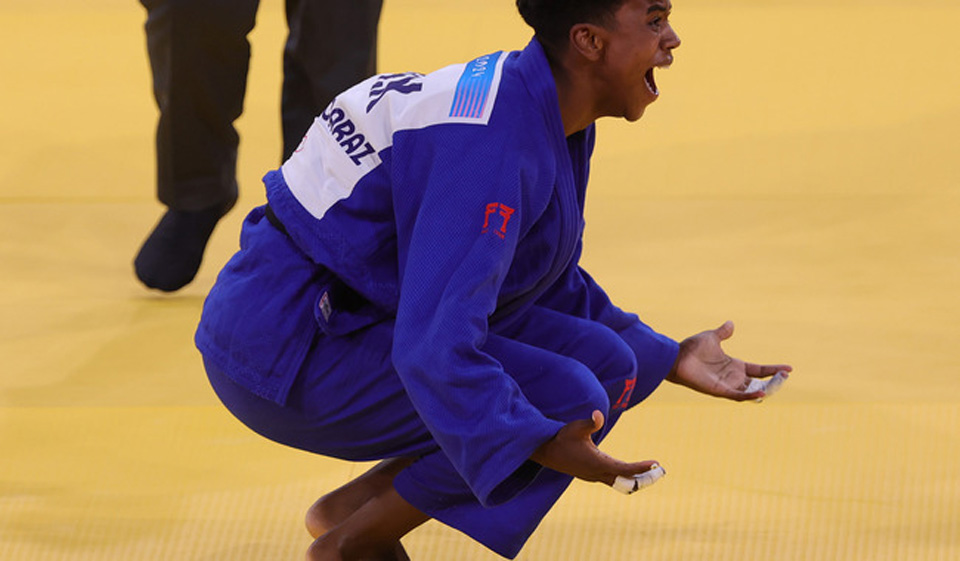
left=133, top=203, right=228, bottom=292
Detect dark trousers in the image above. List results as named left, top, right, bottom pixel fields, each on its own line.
left=140, top=0, right=382, bottom=211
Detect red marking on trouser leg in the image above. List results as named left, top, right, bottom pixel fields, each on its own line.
left=612, top=377, right=636, bottom=411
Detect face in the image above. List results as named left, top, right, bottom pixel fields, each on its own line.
left=592, top=0, right=681, bottom=121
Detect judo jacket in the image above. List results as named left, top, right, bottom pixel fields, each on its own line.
left=196, top=39, right=679, bottom=508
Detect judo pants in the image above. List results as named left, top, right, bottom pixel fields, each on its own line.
left=205, top=305, right=661, bottom=558
left=140, top=0, right=382, bottom=211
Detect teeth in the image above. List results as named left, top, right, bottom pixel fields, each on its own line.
left=644, top=72, right=659, bottom=95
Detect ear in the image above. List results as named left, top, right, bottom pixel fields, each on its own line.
left=569, top=23, right=606, bottom=62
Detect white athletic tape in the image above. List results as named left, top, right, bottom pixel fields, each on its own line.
left=613, top=464, right=666, bottom=495
left=746, top=371, right=788, bottom=402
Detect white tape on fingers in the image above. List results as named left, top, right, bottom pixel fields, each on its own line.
left=764, top=371, right=787, bottom=395
left=747, top=371, right=788, bottom=402
left=612, top=464, right=666, bottom=495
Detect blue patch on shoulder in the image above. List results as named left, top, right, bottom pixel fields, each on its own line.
left=449, top=52, right=503, bottom=119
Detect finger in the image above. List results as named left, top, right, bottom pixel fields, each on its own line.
left=741, top=370, right=790, bottom=402
left=711, top=382, right=763, bottom=402
left=566, top=410, right=605, bottom=440
left=714, top=320, right=735, bottom=342
left=744, top=363, right=793, bottom=378
left=590, top=410, right=605, bottom=434
left=612, top=463, right=667, bottom=495
left=728, top=389, right=766, bottom=402
left=613, top=459, right=661, bottom=478
left=753, top=371, right=788, bottom=402
left=597, top=458, right=661, bottom=486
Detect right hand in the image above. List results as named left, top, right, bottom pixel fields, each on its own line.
left=530, top=410, right=660, bottom=486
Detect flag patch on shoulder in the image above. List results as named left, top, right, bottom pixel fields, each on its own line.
left=449, top=52, right=504, bottom=119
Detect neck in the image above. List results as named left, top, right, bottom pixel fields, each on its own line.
left=545, top=47, right=599, bottom=137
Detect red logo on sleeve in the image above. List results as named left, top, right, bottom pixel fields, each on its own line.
left=481, top=203, right=515, bottom=239
left=612, top=377, right=636, bottom=411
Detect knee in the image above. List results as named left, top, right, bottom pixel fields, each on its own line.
left=594, top=332, right=638, bottom=385
left=307, top=529, right=396, bottom=561
left=550, top=333, right=638, bottom=424
left=305, top=532, right=340, bottom=561
left=557, top=362, right=612, bottom=424
left=305, top=495, right=334, bottom=539
left=580, top=378, right=611, bottom=422
left=304, top=531, right=375, bottom=561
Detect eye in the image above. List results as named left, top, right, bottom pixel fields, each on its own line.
left=648, top=10, right=672, bottom=33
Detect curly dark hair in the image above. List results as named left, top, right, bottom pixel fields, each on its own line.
left=516, top=0, right=628, bottom=53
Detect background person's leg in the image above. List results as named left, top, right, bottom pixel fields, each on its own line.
left=281, top=0, right=383, bottom=160
left=136, top=0, right=259, bottom=291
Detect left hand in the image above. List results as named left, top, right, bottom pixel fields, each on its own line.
left=667, top=321, right=792, bottom=402
left=530, top=410, right=660, bottom=486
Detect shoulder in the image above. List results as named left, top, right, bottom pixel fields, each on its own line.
left=356, top=50, right=518, bottom=132
left=279, top=50, right=546, bottom=214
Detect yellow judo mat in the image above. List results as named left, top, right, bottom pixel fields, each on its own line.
left=2, top=0, right=958, bottom=559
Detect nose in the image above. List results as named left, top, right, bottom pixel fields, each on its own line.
left=663, top=24, right=681, bottom=51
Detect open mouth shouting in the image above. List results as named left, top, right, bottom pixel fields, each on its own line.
left=644, top=56, right=673, bottom=98
left=644, top=67, right=659, bottom=96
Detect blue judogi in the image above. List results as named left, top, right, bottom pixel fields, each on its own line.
left=196, top=38, right=678, bottom=558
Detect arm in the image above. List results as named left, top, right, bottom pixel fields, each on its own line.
left=390, top=125, right=563, bottom=506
